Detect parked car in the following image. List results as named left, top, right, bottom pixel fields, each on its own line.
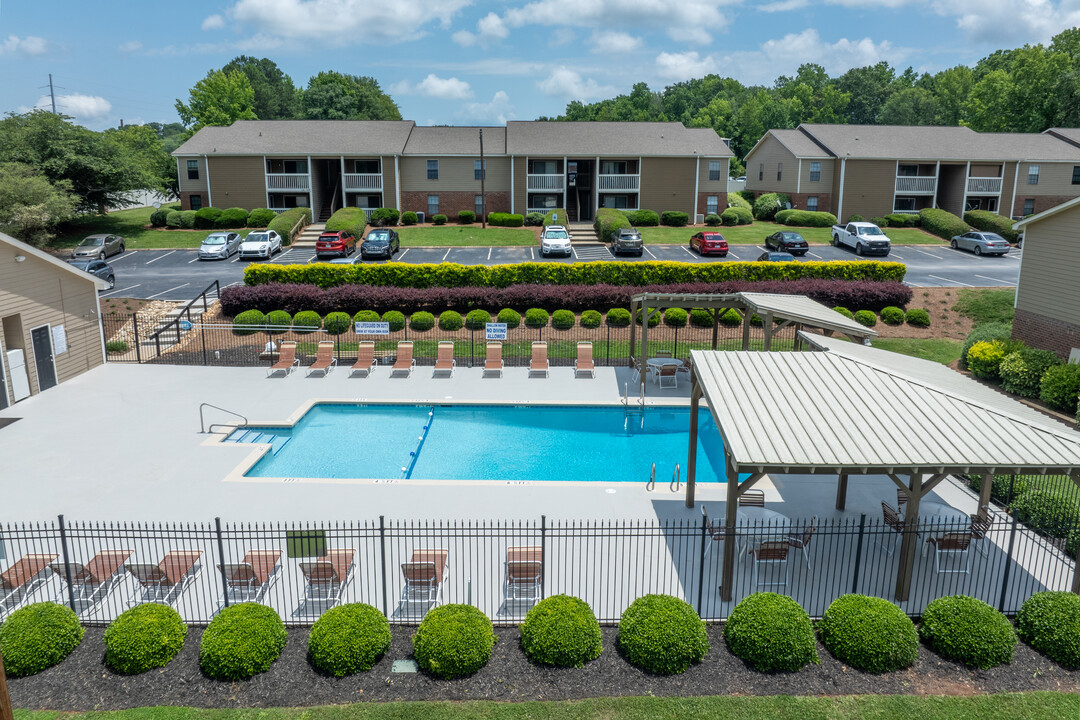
left=830, top=221, right=891, bottom=256
left=328, top=257, right=363, bottom=265
left=316, top=230, right=356, bottom=259
left=71, top=234, right=124, bottom=260
left=540, top=225, right=573, bottom=257
left=612, top=227, right=644, bottom=256
left=238, top=230, right=282, bottom=260
left=950, top=231, right=1010, bottom=256
left=756, top=251, right=796, bottom=262
left=763, top=231, right=809, bottom=256
left=1016, top=232, right=1024, bottom=249
left=67, top=258, right=115, bottom=289
left=198, top=232, right=242, bottom=260
left=689, top=231, right=729, bottom=257
left=360, top=228, right=400, bottom=259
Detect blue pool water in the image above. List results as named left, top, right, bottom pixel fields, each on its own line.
left=228, top=404, right=728, bottom=482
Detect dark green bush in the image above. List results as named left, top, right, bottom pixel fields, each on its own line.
left=521, top=595, right=602, bottom=668
left=724, top=593, right=819, bottom=672
left=1016, top=591, right=1080, bottom=668
left=847, top=214, right=865, bottom=222
left=199, top=603, right=286, bottom=680
left=0, top=602, right=84, bottom=677
left=705, top=213, right=722, bottom=226
left=919, top=595, right=1016, bottom=669
left=410, top=311, right=435, bottom=332
left=308, top=603, right=391, bottom=677
left=775, top=209, right=837, bottom=227
left=606, top=308, right=631, bottom=327
left=323, top=311, right=352, bottom=335
left=964, top=472, right=1030, bottom=505
left=664, top=307, right=688, bottom=327
left=594, top=208, right=632, bottom=242
left=919, top=208, right=969, bottom=240
left=635, top=308, right=661, bottom=327
left=488, top=212, right=525, bottom=227
left=964, top=210, right=1018, bottom=242
left=1012, top=490, right=1080, bottom=556
left=543, top=209, right=569, bottom=227
left=721, top=207, right=753, bottom=225
left=833, top=307, right=854, bottom=319
left=905, top=308, right=931, bottom=327
left=194, top=206, right=224, bottom=229
left=382, top=310, right=406, bottom=331
left=960, top=321, right=1013, bottom=369
left=150, top=207, right=170, bottom=227
left=438, top=310, right=463, bottom=331
left=179, top=210, right=197, bottom=229
left=353, top=309, right=381, bottom=324
left=268, top=206, right=312, bottom=244
left=465, top=309, right=492, bottom=330
left=524, top=212, right=545, bottom=226
left=215, top=207, right=249, bottom=229
left=1000, top=348, right=1062, bottom=398
left=165, top=210, right=183, bottom=228
left=752, top=192, right=792, bottom=221
left=880, top=306, right=904, bottom=325
left=401, top=211, right=418, bottom=226
left=432, top=214, right=447, bottom=226
left=870, top=216, right=890, bottom=227
left=266, top=309, right=292, bottom=335
left=854, top=310, right=877, bottom=327
left=552, top=309, right=575, bottom=330
left=247, top=208, right=276, bottom=228
left=104, top=604, right=187, bottom=675
left=1039, top=362, right=1080, bottom=414
left=660, top=211, right=689, bottom=227
left=233, top=309, right=266, bottom=336
left=458, top=210, right=476, bottom=225
left=625, top=209, right=659, bottom=226
left=524, top=308, right=549, bottom=328
left=413, top=604, right=496, bottom=679
left=369, top=208, right=399, bottom=226
left=690, top=308, right=713, bottom=327
left=721, top=308, right=743, bottom=326
left=497, top=308, right=521, bottom=328
left=292, top=310, right=322, bottom=334
left=749, top=313, right=763, bottom=327
left=618, top=594, right=709, bottom=675
left=818, top=595, right=918, bottom=673
left=326, top=207, right=368, bottom=237
left=581, top=309, right=602, bottom=328
left=885, top=213, right=920, bottom=228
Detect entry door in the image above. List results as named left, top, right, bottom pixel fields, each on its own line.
left=30, top=326, right=57, bottom=392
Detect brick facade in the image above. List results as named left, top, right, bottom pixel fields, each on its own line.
left=1012, top=307, right=1080, bottom=359
left=179, top=191, right=206, bottom=211
left=1009, top=195, right=1076, bottom=218
left=401, top=190, right=510, bottom=219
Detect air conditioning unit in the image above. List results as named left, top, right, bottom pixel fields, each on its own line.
left=695, top=214, right=705, bottom=224
left=416, top=211, right=426, bottom=224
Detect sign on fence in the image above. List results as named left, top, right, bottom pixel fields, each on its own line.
left=355, top=321, right=390, bottom=335
left=485, top=322, right=508, bottom=340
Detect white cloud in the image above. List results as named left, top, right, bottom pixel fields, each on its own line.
left=758, top=0, right=809, bottom=11
left=460, top=90, right=515, bottom=124
left=589, top=30, right=641, bottom=54
left=118, top=40, right=142, bottom=52
left=453, top=11, right=510, bottom=47
left=0, top=35, right=47, bottom=55
left=549, top=28, right=575, bottom=46
left=931, top=0, right=1080, bottom=44
left=202, top=14, right=226, bottom=30
left=30, top=93, right=112, bottom=119
left=655, top=51, right=718, bottom=81
left=227, top=0, right=471, bottom=44
left=537, top=67, right=617, bottom=100
left=391, top=74, right=474, bottom=99
left=504, top=0, right=732, bottom=44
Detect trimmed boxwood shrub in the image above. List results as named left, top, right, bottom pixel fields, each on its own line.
left=215, top=207, right=249, bottom=229
left=524, top=212, right=545, bottom=226
left=488, top=212, right=525, bottom=227
left=664, top=307, right=688, bottom=327
left=104, top=603, right=188, bottom=675
left=326, top=207, right=368, bottom=237
left=268, top=207, right=311, bottom=244
left=965, top=210, right=1018, bottom=242
left=1011, top=490, right=1080, bottom=556
left=724, top=593, right=819, bottom=672
left=705, top=213, right=722, bottom=226
left=870, top=216, right=890, bottom=227
left=960, top=321, right=1013, bottom=369
left=853, top=310, right=877, bottom=327
left=690, top=308, right=713, bottom=327
left=1015, top=591, right=1080, bottom=668
left=625, top=209, right=660, bottom=226
left=179, top=210, right=197, bottom=229
left=194, top=206, right=224, bottom=229
left=323, top=311, right=352, bottom=335
left=721, top=207, right=753, bottom=225
left=233, top=309, right=266, bottom=335
left=606, top=308, right=631, bottom=327
left=635, top=308, right=661, bottom=327
left=150, top=207, right=171, bottom=227
left=0, top=602, right=84, bottom=677
left=919, top=207, right=968, bottom=240
left=774, top=209, right=837, bottom=227
left=432, top=214, right=448, bottom=226
left=964, top=472, right=1031, bottom=506
left=465, top=309, right=491, bottom=330
left=307, top=603, right=391, bottom=677
left=721, top=308, right=743, bottom=326
left=552, top=309, right=575, bottom=330
left=521, top=595, right=602, bottom=668
left=594, top=208, right=632, bottom=242
left=618, top=594, right=709, bottom=675
left=292, top=310, right=322, bottom=334
left=353, top=309, right=381, bottom=324
left=847, top=214, right=865, bottom=222
left=165, top=210, right=183, bottom=228
left=410, top=311, right=435, bottom=332
left=199, top=603, right=287, bottom=680
left=543, top=208, right=569, bottom=227
left=382, top=310, right=406, bottom=331
left=457, top=210, right=476, bottom=225
left=966, top=340, right=1008, bottom=380
left=413, top=604, right=496, bottom=679
left=369, top=208, right=399, bottom=227
left=660, top=210, right=689, bottom=227
left=728, top=192, right=752, bottom=210
left=880, top=306, right=904, bottom=325
left=818, top=595, right=918, bottom=673
left=580, top=310, right=602, bottom=328
left=438, top=310, right=464, bottom=331
left=749, top=313, right=763, bottom=327
left=266, top=309, right=292, bottom=335
left=752, top=192, right=792, bottom=221
left=497, top=308, right=521, bottom=328
left=247, top=208, right=276, bottom=228
left=524, top=308, right=549, bottom=328
left=1000, top=348, right=1062, bottom=399
left=905, top=308, right=931, bottom=327
left=1040, top=362, right=1080, bottom=414
left=885, top=213, right=919, bottom=228
left=919, top=595, right=1016, bottom=669
left=401, top=211, right=418, bottom=226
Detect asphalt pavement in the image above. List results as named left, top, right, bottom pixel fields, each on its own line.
left=97, top=242, right=1022, bottom=302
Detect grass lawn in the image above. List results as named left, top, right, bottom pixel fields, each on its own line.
left=638, top=222, right=943, bottom=246
left=870, top=337, right=963, bottom=365
left=952, top=287, right=1016, bottom=326
left=50, top=207, right=262, bottom=251
left=12, top=693, right=1078, bottom=720
left=397, top=226, right=537, bottom=247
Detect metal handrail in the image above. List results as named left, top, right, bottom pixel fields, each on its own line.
left=670, top=463, right=681, bottom=492
left=646, top=462, right=656, bottom=492
left=200, top=402, right=248, bottom=434
left=148, top=279, right=220, bottom=343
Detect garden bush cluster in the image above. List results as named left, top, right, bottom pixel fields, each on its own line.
left=199, top=603, right=287, bottom=680
left=774, top=209, right=838, bottom=227
left=325, top=207, right=368, bottom=237
left=818, top=595, right=918, bottom=673
left=593, top=208, right=633, bottom=242
left=752, top=192, right=792, bottom=221
left=918, top=207, right=969, bottom=240
left=964, top=210, right=1019, bottom=243
left=720, top=207, right=753, bottom=225
left=918, top=595, right=1016, bottom=669
left=488, top=212, right=525, bottom=227
left=0, top=602, right=83, bottom=677
left=103, top=604, right=187, bottom=675
left=267, top=207, right=312, bottom=244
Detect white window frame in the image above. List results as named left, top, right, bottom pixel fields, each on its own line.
left=474, top=160, right=486, bottom=181
left=708, top=161, right=722, bottom=181
left=893, top=196, right=916, bottom=212
left=1023, top=198, right=1035, bottom=215
left=1027, top=165, right=1040, bottom=185
left=427, top=195, right=439, bottom=216
left=474, top=194, right=484, bottom=217
left=806, top=196, right=819, bottom=211
left=427, top=160, right=439, bottom=180
left=776, top=163, right=782, bottom=182
left=705, top=196, right=719, bottom=215
left=809, top=161, right=821, bottom=182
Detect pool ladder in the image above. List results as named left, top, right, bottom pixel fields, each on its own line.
left=622, top=382, right=645, bottom=430
left=645, top=462, right=680, bottom=493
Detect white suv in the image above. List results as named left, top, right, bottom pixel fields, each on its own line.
left=540, top=225, right=573, bottom=258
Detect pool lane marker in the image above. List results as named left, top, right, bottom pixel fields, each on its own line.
left=401, top=407, right=435, bottom=480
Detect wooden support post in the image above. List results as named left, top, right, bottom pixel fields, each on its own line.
left=763, top=312, right=774, bottom=352
left=835, top=473, right=849, bottom=510
left=793, top=323, right=803, bottom=351
left=686, top=384, right=703, bottom=508
left=741, top=309, right=751, bottom=350
left=0, top=651, right=12, bottom=720
left=721, top=453, right=740, bottom=602
left=978, top=473, right=993, bottom=514
left=895, top=472, right=922, bottom=602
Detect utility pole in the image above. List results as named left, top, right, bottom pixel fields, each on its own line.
left=48, top=73, right=57, bottom=113
left=479, top=128, right=486, bottom=229
left=0, top=651, right=14, bottom=720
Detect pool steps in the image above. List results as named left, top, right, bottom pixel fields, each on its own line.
left=225, top=428, right=291, bottom=455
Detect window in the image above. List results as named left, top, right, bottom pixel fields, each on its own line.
left=1073, top=166, right=1080, bottom=185
left=352, top=159, right=380, bottom=174
left=1023, top=198, right=1035, bottom=215
left=897, top=164, right=918, bottom=177
left=427, top=195, right=439, bottom=216
left=759, top=163, right=764, bottom=181
left=601, top=195, right=630, bottom=209
left=893, top=197, right=916, bottom=212
left=708, top=161, right=722, bottom=181
left=777, top=163, right=782, bottom=181
left=266, top=159, right=307, bottom=174
left=706, top=196, right=718, bottom=215
left=530, top=160, right=557, bottom=174
left=530, top=194, right=558, bottom=209
left=189, top=194, right=203, bottom=211
left=427, top=160, right=439, bottom=180
left=186, top=159, right=199, bottom=180
left=806, top=196, right=818, bottom=211
left=475, top=194, right=484, bottom=217
left=601, top=160, right=628, bottom=175
left=1027, top=165, right=1040, bottom=184
left=809, top=161, right=821, bottom=182
left=474, top=160, right=486, bottom=181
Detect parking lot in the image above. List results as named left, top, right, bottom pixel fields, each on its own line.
left=99, top=242, right=1022, bottom=302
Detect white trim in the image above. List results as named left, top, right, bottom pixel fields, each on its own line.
left=510, top=156, right=515, bottom=215
left=796, top=158, right=802, bottom=194
left=693, top=155, right=700, bottom=221
left=837, top=158, right=847, bottom=222
left=94, top=276, right=105, bottom=366
left=933, top=160, right=940, bottom=208
left=562, top=155, right=568, bottom=212
left=1010, top=160, right=1020, bottom=218
left=203, top=155, right=213, bottom=208
left=263, top=155, right=269, bottom=209
left=960, top=160, right=970, bottom=214
left=28, top=322, right=56, bottom=394
left=0, top=232, right=109, bottom=289
left=0, top=332, right=9, bottom=409
left=175, top=157, right=182, bottom=194
left=394, top=155, right=401, bottom=210
left=340, top=155, right=346, bottom=209
left=307, top=155, right=313, bottom=212
left=594, top=155, right=600, bottom=219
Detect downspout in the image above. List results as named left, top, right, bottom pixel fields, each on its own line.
left=693, top=155, right=700, bottom=221
left=836, top=157, right=847, bottom=223
left=1010, top=160, right=1020, bottom=218
left=796, top=158, right=802, bottom=195
left=510, top=156, right=515, bottom=215
left=263, top=155, right=269, bottom=209
left=204, top=154, right=213, bottom=208
left=394, top=155, right=401, bottom=211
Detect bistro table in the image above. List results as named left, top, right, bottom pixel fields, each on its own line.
left=646, top=357, right=683, bottom=385
left=735, top=507, right=791, bottom=556
left=900, top=501, right=971, bottom=557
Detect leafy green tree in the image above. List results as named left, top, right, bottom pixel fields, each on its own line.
left=301, top=72, right=401, bottom=120
left=0, top=162, right=77, bottom=245
left=147, top=122, right=187, bottom=154
left=221, top=56, right=300, bottom=120
left=965, top=69, right=1015, bottom=132
left=175, top=69, right=257, bottom=133
left=835, top=62, right=896, bottom=124
left=104, top=124, right=176, bottom=198
left=878, top=87, right=939, bottom=126
left=929, top=66, right=973, bottom=126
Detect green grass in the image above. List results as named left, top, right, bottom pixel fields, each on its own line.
left=51, top=207, right=257, bottom=250
left=398, top=226, right=537, bottom=247
left=870, top=338, right=963, bottom=365
left=952, top=288, right=1016, bottom=326
left=12, top=693, right=1079, bottom=720
left=638, top=222, right=943, bottom=246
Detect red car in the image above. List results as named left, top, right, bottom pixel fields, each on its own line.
left=316, top=231, right=357, bottom=259
left=689, top=231, right=729, bottom=257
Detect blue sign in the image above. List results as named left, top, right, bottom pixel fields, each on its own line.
left=485, top=323, right=508, bottom=341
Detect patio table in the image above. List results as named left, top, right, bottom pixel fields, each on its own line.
left=735, top=507, right=791, bottom=555
left=646, top=358, right=682, bottom=385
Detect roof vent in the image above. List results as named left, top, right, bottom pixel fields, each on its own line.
left=259, top=132, right=262, bottom=137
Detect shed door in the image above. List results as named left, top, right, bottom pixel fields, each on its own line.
left=30, top=325, right=57, bottom=392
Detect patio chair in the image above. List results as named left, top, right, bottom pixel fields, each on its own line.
left=306, top=340, right=337, bottom=377
left=969, top=510, right=993, bottom=557
left=432, top=341, right=455, bottom=378
left=878, top=502, right=905, bottom=556
left=125, top=550, right=203, bottom=606
left=504, top=546, right=542, bottom=604
left=751, top=541, right=790, bottom=591
left=1, top=552, right=58, bottom=612
left=390, top=341, right=415, bottom=378
left=266, top=341, right=299, bottom=378
left=574, top=342, right=595, bottom=378
left=675, top=358, right=692, bottom=383
left=896, top=488, right=908, bottom=511
left=529, top=342, right=549, bottom=378
left=927, top=532, right=972, bottom=574
left=299, top=548, right=355, bottom=608
left=350, top=341, right=376, bottom=378
left=218, top=549, right=282, bottom=604
left=787, top=516, right=817, bottom=570
left=629, top=355, right=643, bottom=384
left=399, top=548, right=448, bottom=611
left=702, top=505, right=725, bottom=559
left=738, top=489, right=765, bottom=508
left=483, top=342, right=503, bottom=378
left=51, top=549, right=133, bottom=610
left=657, top=363, right=678, bottom=388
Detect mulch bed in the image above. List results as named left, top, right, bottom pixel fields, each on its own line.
left=10, top=625, right=1078, bottom=710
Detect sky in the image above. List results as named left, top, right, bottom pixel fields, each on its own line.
left=3, top=0, right=1080, bottom=131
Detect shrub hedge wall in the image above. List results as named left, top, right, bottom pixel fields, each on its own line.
left=247, top=208, right=276, bottom=228
left=721, top=207, right=753, bottom=225
left=1000, top=347, right=1062, bottom=398
left=660, top=211, right=689, bottom=227
left=268, top=207, right=312, bottom=244
left=325, top=207, right=368, bottom=237
left=594, top=208, right=632, bottom=242
left=774, top=209, right=838, bottom=227
left=488, top=212, right=524, bottom=227
left=919, top=208, right=968, bottom=240
left=964, top=210, right=1018, bottom=242
left=543, top=209, right=569, bottom=227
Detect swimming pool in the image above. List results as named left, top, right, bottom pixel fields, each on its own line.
left=226, top=404, right=728, bottom=483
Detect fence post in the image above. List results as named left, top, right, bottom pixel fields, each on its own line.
left=379, top=515, right=388, bottom=617
left=696, top=513, right=707, bottom=616
left=606, top=323, right=611, bottom=366
left=540, top=515, right=547, bottom=600
left=998, top=514, right=1021, bottom=613
left=674, top=325, right=679, bottom=360
left=200, top=319, right=209, bottom=366
left=215, top=517, right=230, bottom=608
left=470, top=328, right=475, bottom=369
left=56, top=515, right=76, bottom=613
left=850, top=514, right=866, bottom=594
left=133, top=313, right=142, bottom=364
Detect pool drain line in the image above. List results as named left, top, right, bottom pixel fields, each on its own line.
left=400, top=407, right=435, bottom=480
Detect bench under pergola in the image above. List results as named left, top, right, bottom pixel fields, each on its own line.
left=684, top=344, right=1080, bottom=602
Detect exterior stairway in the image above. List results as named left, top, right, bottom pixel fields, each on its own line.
left=292, top=222, right=325, bottom=247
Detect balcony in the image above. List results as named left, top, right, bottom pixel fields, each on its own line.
left=527, top=174, right=564, bottom=191
left=598, top=174, right=640, bottom=191
left=343, top=173, right=383, bottom=191
left=967, top=177, right=1002, bottom=194
left=266, top=173, right=309, bottom=191
left=894, top=176, right=937, bottom=194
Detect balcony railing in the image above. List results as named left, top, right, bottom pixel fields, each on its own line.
left=527, top=174, right=564, bottom=191
left=343, top=173, right=383, bottom=191
left=894, top=176, right=937, bottom=194
left=967, top=177, right=1002, bottom=194
left=266, top=173, right=310, bottom=191
left=598, top=174, right=640, bottom=191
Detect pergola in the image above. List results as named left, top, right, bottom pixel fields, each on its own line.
left=685, top=341, right=1080, bottom=602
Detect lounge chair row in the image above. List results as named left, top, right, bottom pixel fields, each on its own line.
left=268, top=341, right=596, bottom=379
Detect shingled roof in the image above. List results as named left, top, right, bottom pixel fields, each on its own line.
left=173, top=120, right=417, bottom=156
left=402, top=126, right=506, bottom=155
left=505, top=121, right=732, bottom=157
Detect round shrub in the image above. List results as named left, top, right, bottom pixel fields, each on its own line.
left=905, top=308, right=931, bottom=327
left=752, top=192, right=792, bottom=221
left=247, top=208, right=276, bottom=228
left=457, top=210, right=476, bottom=224
left=626, top=209, right=659, bottom=226
left=413, top=604, right=496, bottom=679
left=194, top=206, right=224, bottom=229
left=323, top=311, right=352, bottom=335
left=552, top=309, right=575, bottom=330
left=410, top=311, right=436, bottom=332
left=704, top=213, right=722, bottom=226
left=848, top=214, right=865, bottom=222
left=382, top=310, right=406, bottom=332
left=524, top=212, right=545, bottom=226
left=179, top=210, right=197, bottom=229
left=215, top=207, right=249, bottom=229
left=200, top=603, right=287, bottom=680
left=438, top=310, right=464, bottom=331
left=432, top=214, right=448, bottom=226
left=266, top=310, right=292, bottom=335
left=369, top=208, right=399, bottom=227
left=150, top=207, right=170, bottom=227
left=292, top=310, right=322, bottom=334
left=749, top=314, right=763, bottom=327
left=521, top=595, right=602, bottom=668
left=818, top=595, right=918, bottom=673
left=606, top=308, right=631, bottom=327
left=1000, top=348, right=1061, bottom=399
left=724, top=593, right=819, bottom=672
left=401, top=211, right=418, bottom=226
left=618, top=594, right=708, bottom=675
left=524, top=308, right=549, bottom=328
left=853, top=310, right=877, bottom=327
left=721, top=207, right=753, bottom=225
left=497, top=308, right=521, bottom=329
left=968, top=340, right=1025, bottom=381
left=1039, top=362, right=1080, bottom=414
left=1016, top=591, right=1080, bottom=668
left=165, top=210, right=183, bottom=228
left=961, top=321, right=1013, bottom=369
left=233, top=309, right=266, bottom=336
left=104, top=603, right=187, bottom=675
left=880, top=306, right=904, bottom=326
left=689, top=308, right=713, bottom=327
left=721, top=308, right=743, bottom=327
left=664, top=307, right=688, bottom=328
left=465, top=309, right=492, bottom=330
left=580, top=310, right=602, bottom=328
left=918, top=595, right=1016, bottom=669
left=833, top=306, right=854, bottom=319
left=634, top=308, right=661, bottom=327
left=870, top=216, right=890, bottom=227
left=353, top=310, right=381, bottom=324
left=308, top=603, right=391, bottom=677
left=660, top=210, right=689, bottom=227
left=0, top=602, right=84, bottom=677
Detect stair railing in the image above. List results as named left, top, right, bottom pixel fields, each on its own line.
left=147, top=280, right=220, bottom=358
left=200, top=402, right=248, bottom=434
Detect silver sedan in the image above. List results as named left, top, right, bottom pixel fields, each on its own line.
left=950, top=231, right=1011, bottom=256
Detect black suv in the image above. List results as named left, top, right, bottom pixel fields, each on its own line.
left=612, top=228, right=644, bottom=256
left=360, top=228, right=400, bottom=259
left=763, top=231, right=809, bottom=256
left=68, top=259, right=115, bottom=289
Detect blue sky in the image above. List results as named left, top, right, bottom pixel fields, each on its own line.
left=2, top=0, right=1079, bottom=131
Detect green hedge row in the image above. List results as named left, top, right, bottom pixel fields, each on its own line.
left=919, top=207, right=969, bottom=240
left=325, top=207, right=367, bottom=237
left=721, top=207, right=753, bottom=225
left=594, top=208, right=632, bottom=242
left=964, top=210, right=1019, bottom=243
left=625, top=209, right=659, bottom=226
left=774, top=209, right=838, bottom=228
left=268, top=207, right=312, bottom=244
left=488, top=212, right=525, bottom=227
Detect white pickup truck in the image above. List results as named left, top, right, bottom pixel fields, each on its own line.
left=830, top=221, right=892, bottom=256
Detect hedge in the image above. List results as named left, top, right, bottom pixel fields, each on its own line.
left=247, top=208, right=276, bottom=228
left=618, top=594, right=709, bottom=675
left=919, top=207, right=968, bottom=240
left=870, top=216, right=889, bottom=227
left=1010, top=489, right=1080, bottom=556
left=774, top=209, right=837, bottom=227
left=880, top=306, right=904, bottom=325
left=1016, top=591, right=1080, bottom=668
left=524, top=212, right=545, bottom=226
left=721, top=207, right=753, bottom=226
left=323, top=311, right=351, bottom=335
left=104, top=604, right=188, bottom=675
left=233, top=309, right=266, bottom=336
left=818, top=595, right=918, bottom=673
left=465, top=309, right=491, bottom=330
left=292, top=310, right=322, bottom=333
left=854, top=310, right=877, bottom=327
left=594, top=208, right=632, bottom=242
left=525, top=308, right=549, bottom=328
left=918, top=595, right=1016, bottom=669
left=412, top=604, right=496, bottom=679
left=543, top=208, right=569, bottom=227
left=960, top=321, right=1014, bottom=370
left=458, top=210, right=475, bottom=224
left=660, top=211, right=689, bottom=227
left=410, top=311, right=435, bottom=332
left=724, top=593, right=819, bottom=672
left=1000, top=348, right=1062, bottom=398
left=705, top=214, right=722, bottom=226
left=199, top=603, right=287, bottom=680
left=307, top=603, right=391, bottom=677
left=905, top=308, right=930, bottom=327
left=625, top=209, right=659, bottom=226
left=216, top=207, right=249, bottom=229
left=606, top=308, right=631, bottom=326
left=401, top=211, right=418, bottom=226
left=580, top=309, right=602, bottom=328
left=552, top=309, right=575, bottom=329
left=0, top=602, right=84, bottom=677
left=369, top=208, right=400, bottom=226
left=1039, top=362, right=1080, bottom=414
left=165, top=210, right=183, bottom=228
left=964, top=210, right=1018, bottom=242
left=488, top=212, right=524, bottom=227
left=884, top=213, right=919, bottom=228
left=150, top=207, right=170, bottom=227
left=497, top=308, right=521, bottom=328
left=967, top=340, right=1010, bottom=381
left=752, top=192, right=791, bottom=221
left=727, top=192, right=752, bottom=211
left=520, top=595, right=602, bottom=667
left=438, top=310, right=463, bottom=331
left=194, top=206, right=224, bottom=229
left=268, top=207, right=312, bottom=244
left=325, top=207, right=368, bottom=237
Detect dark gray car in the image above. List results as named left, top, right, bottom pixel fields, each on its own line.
left=612, top=228, right=643, bottom=256
left=68, top=259, right=115, bottom=289
left=72, top=234, right=125, bottom=260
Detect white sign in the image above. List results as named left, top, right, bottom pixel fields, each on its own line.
left=51, top=325, right=68, bottom=355
left=355, top=322, right=390, bottom=336
left=485, top=323, right=508, bottom=341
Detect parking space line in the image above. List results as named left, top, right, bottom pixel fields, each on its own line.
left=276, top=248, right=294, bottom=261
left=398, top=248, right=410, bottom=261
left=442, top=248, right=452, bottom=262
left=486, top=248, right=492, bottom=261
left=571, top=247, right=577, bottom=260
left=144, top=250, right=176, bottom=264
left=230, top=254, right=243, bottom=263
left=188, top=256, right=201, bottom=264
left=916, top=249, right=943, bottom=260
left=110, top=252, right=137, bottom=263
left=889, top=252, right=904, bottom=260
left=806, top=251, right=823, bottom=259
left=681, top=246, right=696, bottom=258
left=100, top=284, right=140, bottom=298
left=928, top=274, right=973, bottom=287
left=531, top=247, right=536, bottom=261
left=644, top=246, right=657, bottom=259
left=727, top=249, right=740, bottom=260
left=146, top=283, right=190, bottom=299
left=974, top=274, right=1016, bottom=285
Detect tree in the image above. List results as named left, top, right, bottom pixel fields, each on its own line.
left=878, top=87, right=939, bottom=126
left=835, top=62, right=896, bottom=124
left=175, top=69, right=257, bottom=133
left=0, top=162, right=77, bottom=246
left=964, top=69, right=1015, bottom=132
left=929, top=66, right=973, bottom=126
left=301, top=72, right=401, bottom=120
left=221, top=56, right=300, bottom=120
left=104, top=124, right=175, bottom=197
